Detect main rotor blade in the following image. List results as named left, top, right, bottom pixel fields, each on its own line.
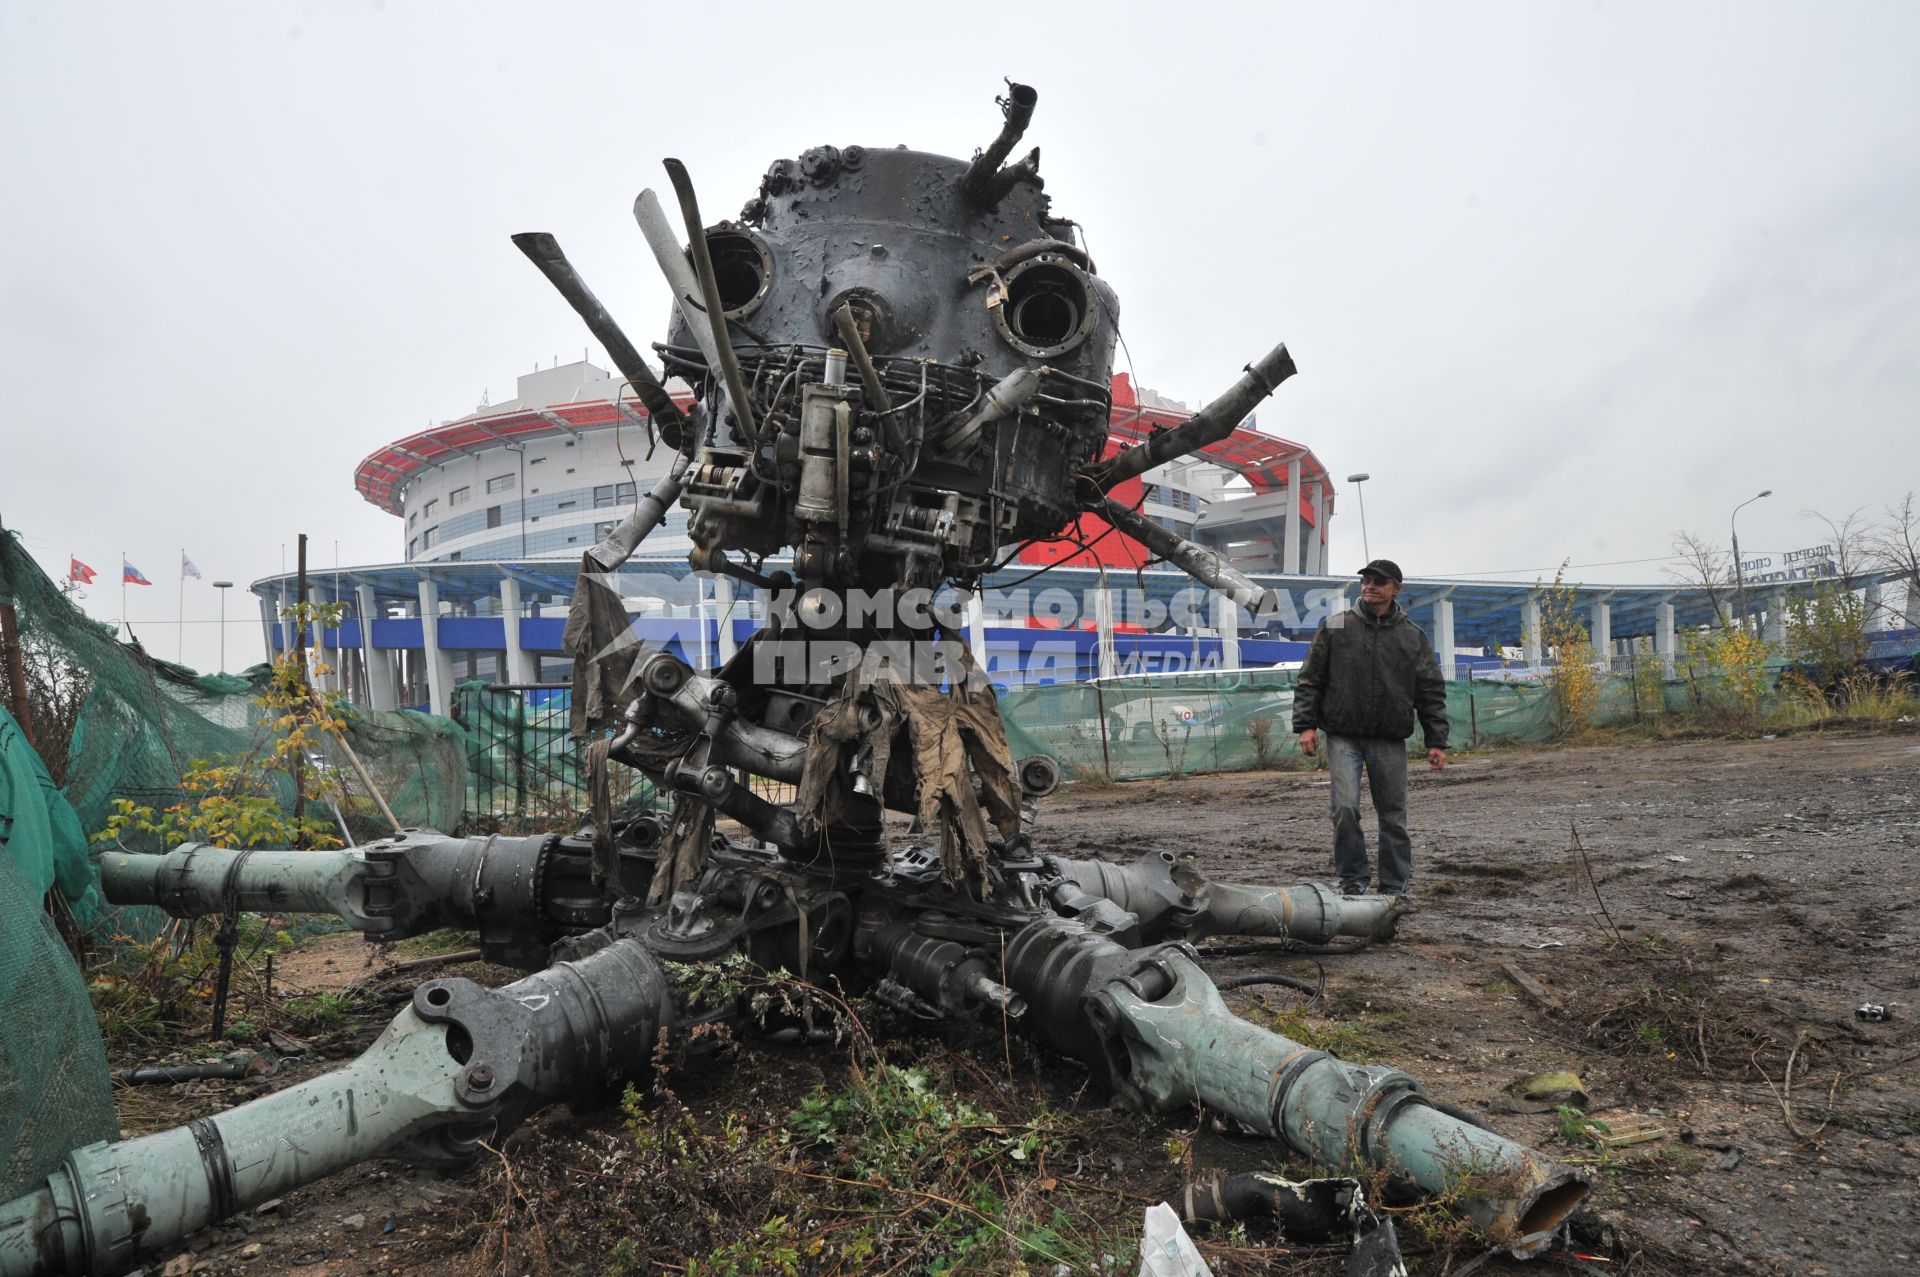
left=509, top=232, right=684, bottom=445
left=661, top=158, right=760, bottom=445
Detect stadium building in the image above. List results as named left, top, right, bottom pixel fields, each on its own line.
left=258, top=360, right=1893, bottom=716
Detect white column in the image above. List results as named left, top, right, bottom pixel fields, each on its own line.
left=1214, top=590, right=1240, bottom=671
left=316, top=587, right=339, bottom=694
left=355, top=584, right=397, bottom=711
left=713, top=574, right=738, bottom=666
left=1655, top=600, right=1676, bottom=676
left=1093, top=587, right=1118, bottom=681
left=417, top=580, right=455, bottom=717
left=692, top=574, right=712, bottom=673
left=1319, top=483, right=1332, bottom=574
left=1590, top=598, right=1612, bottom=670
left=1522, top=594, right=1544, bottom=666
left=1308, top=481, right=1327, bottom=575
left=965, top=589, right=988, bottom=671
left=258, top=592, right=279, bottom=668
left=1763, top=590, right=1788, bottom=648
left=500, top=578, right=536, bottom=684
left=1864, top=580, right=1887, bottom=632
left=1283, top=456, right=1302, bottom=575
left=1433, top=595, right=1457, bottom=681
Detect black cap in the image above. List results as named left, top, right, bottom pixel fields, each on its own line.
left=1357, top=559, right=1403, bottom=585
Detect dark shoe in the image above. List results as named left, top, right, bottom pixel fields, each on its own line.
left=1339, top=881, right=1369, bottom=896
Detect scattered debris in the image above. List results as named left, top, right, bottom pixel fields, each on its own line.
left=1138, top=1201, right=1213, bottom=1276
left=1592, top=1114, right=1668, bottom=1148
left=1857, top=1002, right=1891, bottom=1022
left=1498, top=961, right=1560, bottom=1013
left=1497, top=1070, right=1590, bottom=1114
left=1664, top=854, right=1691, bottom=864
left=1180, top=1171, right=1360, bottom=1242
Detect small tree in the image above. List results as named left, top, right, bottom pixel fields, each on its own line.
left=1537, top=565, right=1599, bottom=737
left=97, top=601, right=348, bottom=850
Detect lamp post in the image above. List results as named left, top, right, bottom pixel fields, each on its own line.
left=212, top=581, right=233, bottom=672
left=1346, top=473, right=1372, bottom=562
left=1730, top=490, right=1772, bottom=633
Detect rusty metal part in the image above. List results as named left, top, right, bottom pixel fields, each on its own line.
left=959, top=81, right=1039, bottom=204
left=1094, top=343, right=1297, bottom=493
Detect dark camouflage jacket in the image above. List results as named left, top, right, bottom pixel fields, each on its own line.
left=1290, top=602, right=1449, bottom=747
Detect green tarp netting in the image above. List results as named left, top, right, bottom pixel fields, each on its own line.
left=0, top=703, right=117, bottom=1198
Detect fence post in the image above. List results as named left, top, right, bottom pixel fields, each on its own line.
left=511, top=689, right=527, bottom=820
left=1091, top=677, right=1112, bottom=780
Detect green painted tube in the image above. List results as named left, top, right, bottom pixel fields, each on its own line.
left=96, top=845, right=381, bottom=930
left=1004, top=920, right=1586, bottom=1257
left=1049, top=851, right=1401, bottom=943
left=0, top=937, right=674, bottom=1277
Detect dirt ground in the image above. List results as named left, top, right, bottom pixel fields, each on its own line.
left=107, top=728, right=1918, bottom=1276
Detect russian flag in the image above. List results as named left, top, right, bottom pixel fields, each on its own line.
left=123, top=559, right=152, bottom=586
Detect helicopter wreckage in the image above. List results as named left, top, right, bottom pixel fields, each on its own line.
left=0, top=83, right=1588, bottom=1275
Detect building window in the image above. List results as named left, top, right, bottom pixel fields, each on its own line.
left=593, top=485, right=616, bottom=508
left=408, top=536, right=417, bottom=558
left=421, top=526, right=440, bottom=549
left=529, top=456, right=546, bottom=466
left=408, top=511, right=418, bottom=527
left=423, top=498, right=438, bottom=518
left=617, top=481, right=636, bottom=503
left=565, top=467, right=575, bottom=474
left=557, top=500, right=576, bottom=510
left=487, top=474, right=514, bottom=494
left=448, top=550, right=462, bottom=561
left=487, top=506, right=503, bottom=529
left=564, top=440, right=576, bottom=447
left=594, top=521, right=617, bottom=540
left=530, top=515, right=541, bottom=523
left=448, top=486, right=470, bottom=507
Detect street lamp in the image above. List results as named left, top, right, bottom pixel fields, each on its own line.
left=211, top=581, right=233, bottom=672
left=1346, top=473, right=1372, bottom=562
left=1730, top=490, right=1772, bottom=633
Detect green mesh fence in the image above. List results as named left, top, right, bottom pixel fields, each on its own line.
left=999, top=665, right=1763, bottom=781
left=457, top=682, right=659, bottom=824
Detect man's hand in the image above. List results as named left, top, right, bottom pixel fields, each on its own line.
left=1427, top=747, right=1447, bottom=771
left=1298, top=729, right=1319, bottom=758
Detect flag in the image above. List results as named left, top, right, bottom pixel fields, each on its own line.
left=181, top=551, right=202, bottom=580
left=123, top=559, right=152, bottom=586
left=70, top=557, right=97, bottom=585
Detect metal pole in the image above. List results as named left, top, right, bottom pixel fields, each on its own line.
left=1347, top=473, right=1371, bottom=562
left=213, top=582, right=233, bottom=673
left=1730, top=489, right=1772, bottom=633
left=293, top=535, right=308, bottom=841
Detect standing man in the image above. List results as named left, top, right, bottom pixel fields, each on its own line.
left=1291, top=560, right=1449, bottom=898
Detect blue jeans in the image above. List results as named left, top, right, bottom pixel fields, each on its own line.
left=1326, top=734, right=1412, bottom=894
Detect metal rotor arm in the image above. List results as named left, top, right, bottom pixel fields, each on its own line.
left=1046, top=850, right=1403, bottom=945
left=95, top=831, right=612, bottom=969
left=0, top=937, right=679, bottom=1277
left=1004, top=919, right=1588, bottom=1258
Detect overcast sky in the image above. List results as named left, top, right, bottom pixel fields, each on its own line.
left=3, top=1, right=1915, bottom=673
